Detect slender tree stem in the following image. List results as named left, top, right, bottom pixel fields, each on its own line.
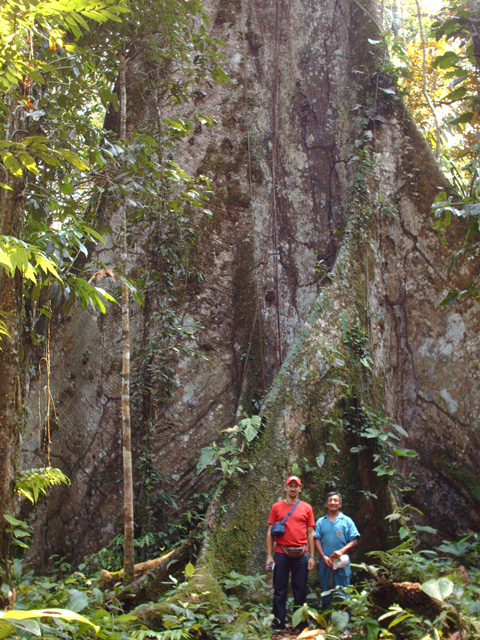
left=119, top=51, right=135, bottom=585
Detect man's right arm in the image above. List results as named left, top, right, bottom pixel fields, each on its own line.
left=315, top=537, right=333, bottom=568
left=266, top=525, right=274, bottom=571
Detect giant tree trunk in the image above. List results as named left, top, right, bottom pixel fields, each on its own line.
left=20, top=0, right=480, bottom=570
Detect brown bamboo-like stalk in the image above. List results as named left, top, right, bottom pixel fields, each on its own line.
left=119, top=51, right=135, bottom=585
left=0, top=100, right=25, bottom=570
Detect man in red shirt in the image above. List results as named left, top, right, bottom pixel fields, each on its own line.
left=266, top=476, right=316, bottom=630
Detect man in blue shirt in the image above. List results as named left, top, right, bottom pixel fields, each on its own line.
left=314, top=491, right=360, bottom=609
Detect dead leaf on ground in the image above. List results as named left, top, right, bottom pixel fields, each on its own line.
left=298, top=629, right=326, bottom=638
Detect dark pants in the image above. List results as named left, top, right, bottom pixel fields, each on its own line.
left=272, top=551, right=308, bottom=626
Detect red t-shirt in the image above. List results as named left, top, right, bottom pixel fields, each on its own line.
left=268, top=500, right=315, bottom=554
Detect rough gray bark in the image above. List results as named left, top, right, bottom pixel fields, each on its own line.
left=20, top=0, right=480, bottom=570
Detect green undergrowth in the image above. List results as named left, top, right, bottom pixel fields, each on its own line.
left=3, top=525, right=480, bottom=639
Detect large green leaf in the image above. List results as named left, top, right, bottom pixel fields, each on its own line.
left=34, top=252, right=62, bottom=279
left=0, top=247, right=13, bottom=271
left=66, top=588, right=90, bottom=612
left=196, top=446, right=217, bottom=473
left=437, top=539, right=472, bottom=557
left=291, top=603, right=308, bottom=628
left=249, top=414, right=261, bottom=428
left=364, top=617, right=380, bottom=640
left=11, top=618, right=42, bottom=636
left=448, top=111, right=474, bottom=126
left=421, top=577, right=454, bottom=602
left=3, top=514, right=28, bottom=527
left=331, top=610, right=349, bottom=632
left=0, top=621, right=16, bottom=639
left=432, top=50, right=459, bottom=69
left=373, top=465, right=395, bottom=477
left=57, top=149, right=89, bottom=171
left=0, top=608, right=99, bottom=633
left=15, top=467, right=71, bottom=504
left=2, top=153, right=23, bottom=177
left=443, top=86, right=467, bottom=102
left=18, top=151, right=38, bottom=174
left=244, top=423, right=258, bottom=442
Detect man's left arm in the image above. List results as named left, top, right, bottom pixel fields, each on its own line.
left=307, top=526, right=316, bottom=571
left=331, top=518, right=360, bottom=559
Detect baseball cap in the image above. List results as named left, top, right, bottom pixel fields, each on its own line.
left=285, top=475, right=302, bottom=487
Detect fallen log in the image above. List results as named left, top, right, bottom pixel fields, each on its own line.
left=371, top=577, right=443, bottom=619
left=96, top=540, right=191, bottom=605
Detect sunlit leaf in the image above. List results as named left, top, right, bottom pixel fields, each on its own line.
left=373, top=465, right=395, bottom=477
left=244, top=424, right=258, bottom=442
left=34, top=253, right=61, bottom=279
left=421, top=577, right=454, bottom=602
left=17, top=151, right=38, bottom=174
left=0, top=248, right=13, bottom=271
left=394, top=448, right=418, bottom=458
left=0, top=622, right=16, bottom=639
left=2, top=153, right=23, bottom=177
left=0, top=608, right=99, bottom=633
left=57, top=149, right=89, bottom=171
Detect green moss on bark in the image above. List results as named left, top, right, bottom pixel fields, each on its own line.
left=432, top=455, right=480, bottom=504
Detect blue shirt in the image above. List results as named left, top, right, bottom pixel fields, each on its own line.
left=314, top=512, right=360, bottom=556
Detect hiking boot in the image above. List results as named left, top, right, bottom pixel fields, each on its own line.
left=272, top=619, right=286, bottom=630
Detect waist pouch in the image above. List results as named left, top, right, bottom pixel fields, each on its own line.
left=279, top=545, right=306, bottom=558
